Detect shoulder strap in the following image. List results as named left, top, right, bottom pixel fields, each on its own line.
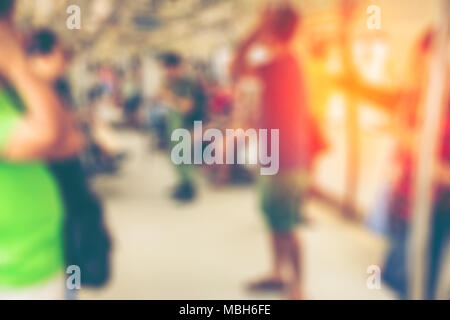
left=0, top=82, right=25, bottom=113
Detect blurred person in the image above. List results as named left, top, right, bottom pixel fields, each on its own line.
left=205, top=81, right=234, bottom=185
left=98, top=65, right=120, bottom=101
left=208, top=82, right=233, bottom=121
left=93, top=98, right=123, bottom=154
left=0, top=0, right=83, bottom=299
left=147, top=98, right=170, bottom=150
left=359, top=29, right=449, bottom=300
left=159, top=52, right=208, bottom=202
left=430, top=91, right=450, bottom=299
left=338, top=26, right=449, bottom=299
left=26, top=30, right=72, bottom=105
left=122, top=69, right=143, bottom=128
left=206, top=82, right=255, bottom=186
left=231, top=5, right=326, bottom=299
left=87, top=65, right=124, bottom=156
left=26, top=29, right=112, bottom=299
left=334, top=2, right=432, bottom=297
left=80, top=84, right=126, bottom=176
left=380, top=30, right=437, bottom=299
left=88, top=67, right=126, bottom=174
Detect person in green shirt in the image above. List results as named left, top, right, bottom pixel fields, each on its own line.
left=0, top=0, right=83, bottom=299
left=160, top=52, right=207, bottom=202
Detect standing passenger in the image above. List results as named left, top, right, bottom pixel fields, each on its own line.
left=232, top=5, right=325, bottom=299
left=0, top=0, right=83, bottom=299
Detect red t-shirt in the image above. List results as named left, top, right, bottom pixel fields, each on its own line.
left=257, top=53, right=315, bottom=171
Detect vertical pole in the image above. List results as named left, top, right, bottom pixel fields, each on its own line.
left=339, top=0, right=359, bottom=220
left=409, top=0, right=449, bottom=300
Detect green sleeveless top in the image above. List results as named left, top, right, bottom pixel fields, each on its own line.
left=0, top=86, right=63, bottom=288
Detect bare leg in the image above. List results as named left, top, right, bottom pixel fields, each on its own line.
left=284, top=232, right=303, bottom=300
left=247, top=233, right=286, bottom=291
left=270, top=232, right=303, bottom=299
left=271, top=233, right=285, bottom=280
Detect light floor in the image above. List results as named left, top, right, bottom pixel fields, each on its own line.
left=80, top=130, right=396, bottom=300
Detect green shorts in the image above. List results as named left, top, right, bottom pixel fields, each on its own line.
left=260, top=170, right=308, bottom=233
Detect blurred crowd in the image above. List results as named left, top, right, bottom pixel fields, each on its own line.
left=0, top=0, right=449, bottom=300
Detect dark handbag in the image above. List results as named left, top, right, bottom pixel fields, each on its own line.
left=50, top=159, right=112, bottom=287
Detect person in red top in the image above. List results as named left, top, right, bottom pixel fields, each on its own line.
left=429, top=96, right=450, bottom=299
left=232, top=5, right=325, bottom=300
left=381, top=30, right=450, bottom=299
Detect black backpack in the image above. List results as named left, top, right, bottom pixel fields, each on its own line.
left=50, top=158, right=112, bottom=288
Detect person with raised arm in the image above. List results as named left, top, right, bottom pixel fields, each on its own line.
left=231, top=4, right=326, bottom=300
left=0, top=0, right=83, bottom=299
